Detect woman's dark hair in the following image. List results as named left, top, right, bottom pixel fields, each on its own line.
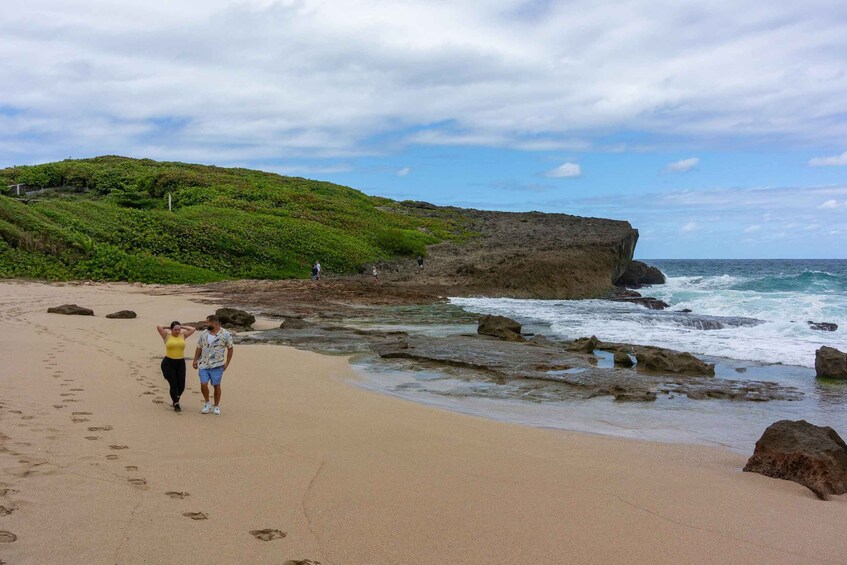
left=169, top=321, right=181, bottom=329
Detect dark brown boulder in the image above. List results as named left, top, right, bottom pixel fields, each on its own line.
left=215, top=308, right=255, bottom=330
left=613, top=351, right=635, bottom=367
left=613, top=296, right=670, bottom=310
left=808, top=321, right=838, bottom=332
left=635, top=348, right=715, bottom=376
left=567, top=335, right=599, bottom=353
left=47, top=304, right=94, bottom=316
left=477, top=315, right=525, bottom=342
left=743, top=420, right=847, bottom=499
left=815, top=346, right=847, bottom=379
left=105, top=310, right=137, bottom=319
left=614, top=260, right=666, bottom=288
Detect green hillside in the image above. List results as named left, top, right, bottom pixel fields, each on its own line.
left=0, top=156, right=462, bottom=283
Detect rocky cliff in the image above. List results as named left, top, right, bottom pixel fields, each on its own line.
left=387, top=205, right=639, bottom=299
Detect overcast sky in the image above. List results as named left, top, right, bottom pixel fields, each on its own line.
left=3, top=0, right=847, bottom=258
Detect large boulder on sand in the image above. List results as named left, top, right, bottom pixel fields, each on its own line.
left=567, top=335, right=599, bottom=353
left=47, top=304, right=94, bottom=316
left=105, top=310, right=137, bottom=319
left=477, top=315, right=525, bottom=342
left=743, top=420, right=847, bottom=499
left=815, top=346, right=847, bottom=379
left=614, top=260, right=666, bottom=288
left=635, top=348, right=715, bottom=376
left=215, top=308, right=255, bottom=330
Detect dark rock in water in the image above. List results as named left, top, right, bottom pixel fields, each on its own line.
left=47, top=304, right=94, bottom=316
left=635, top=348, right=715, bottom=376
left=680, top=308, right=693, bottom=313
left=105, top=310, right=137, bottom=319
left=743, top=420, right=847, bottom=499
left=815, top=346, right=847, bottom=379
left=215, top=307, right=255, bottom=330
left=613, top=296, right=670, bottom=310
left=735, top=367, right=748, bottom=373
left=477, top=314, right=525, bottom=342
left=614, top=260, right=666, bottom=288
left=613, top=351, right=635, bottom=368
left=567, top=335, right=599, bottom=353
left=279, top=316, right=315, bottom=329
left=808, top=321, right=838, bottom=332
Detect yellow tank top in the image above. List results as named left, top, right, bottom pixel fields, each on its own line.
left=165, top=334, right=186, bottom=359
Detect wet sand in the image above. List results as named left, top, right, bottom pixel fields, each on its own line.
left=0, top=281, right=845, bottom=564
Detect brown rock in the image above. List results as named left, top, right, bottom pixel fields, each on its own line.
left=477, top=314, right=525, bottom=342
left=808, top=321, right=838, bottom=332
left=614, top=260, right=666, bottom=288
left=635, top=348, right=714, bottom=376
left=815, top=346, right=847, bottom=379
left=105, top=310, right=137, bottom=319
left=613, top=351, right=635, bottom=367
left=743, top=420, right=847, bottom=499
left=47, top=304, right=94, bottom=316
left=215, top=307, right=255, bottom=330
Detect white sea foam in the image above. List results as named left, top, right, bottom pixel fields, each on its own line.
left=451, top=275, right=847, bottom=367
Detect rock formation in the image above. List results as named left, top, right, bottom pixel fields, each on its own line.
left=815, top=346, right=847, bottom=379
left=743, top=420, right=847, bottom=499
left=47, top=304, right=94, bottom=316
left=634, top=348, right=715, bottom=376
left=215, top=308, right=255, bottom=331
left=477, top=315, right=525, bottom=342
left=808, top=321, right=838, bottom=332
left=613, top=351, right=635, bottom=367
left=105, top=310, right=137, bottom=319
left=614, top=260, right=666, bottom=288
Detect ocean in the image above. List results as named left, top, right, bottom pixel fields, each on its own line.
left=352, top=259, right=847, bottom=451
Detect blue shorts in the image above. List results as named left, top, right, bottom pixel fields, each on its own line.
left=199, top=366, right=224, bottom=386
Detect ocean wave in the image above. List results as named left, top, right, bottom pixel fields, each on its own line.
left=728, top=270, right=846, bottom=294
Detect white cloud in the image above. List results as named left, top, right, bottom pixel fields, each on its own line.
left=546, top=162, right=582, bottom=178
left=681, top=221, right=700, bottom=232
left=664, top=157, right=700, bottom=173
left=396, top=167, right=411, bottom=176
left=809, top=151, right=847, bottom=167
left=743, top=224, right=761, bottom=233
left=817, top=199, right=841, bottom=209
left=2, top=1, right=847, bottom=164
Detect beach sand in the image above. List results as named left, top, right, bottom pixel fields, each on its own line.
left=0, top=281, right=844, bottom=564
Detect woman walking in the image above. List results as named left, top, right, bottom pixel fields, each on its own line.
left=156, top=321, right=196, bottom=412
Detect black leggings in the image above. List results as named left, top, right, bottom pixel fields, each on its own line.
left=160, top=357, right=186, bottom=405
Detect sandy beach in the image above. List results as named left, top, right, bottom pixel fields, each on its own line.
left=0, top=281, right=845, bottom=564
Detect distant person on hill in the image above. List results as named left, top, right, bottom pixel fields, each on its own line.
left=156, top=321, right=197, bottom=412
left=417, top=255, right=424, bottom=272
left=311, top=263, right=319, bottom=280
left=315, top=260, right=321, bottom=279
left=192, top=315, right=234, bottom=415
left=372, top=265, right=380, bottom=284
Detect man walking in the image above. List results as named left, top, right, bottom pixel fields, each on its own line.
left=192, top=315, right=234, bottom=415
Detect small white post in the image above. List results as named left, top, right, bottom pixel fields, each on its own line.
left=168, top=193, right=172, bottom=212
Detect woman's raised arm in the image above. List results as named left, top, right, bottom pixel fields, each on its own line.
left=156, top=325, right=169, bottom=340
left=182, top=326, right=197, bottom=338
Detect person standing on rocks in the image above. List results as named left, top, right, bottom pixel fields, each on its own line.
left=156, top=321, right=196, bottom=412
left=192, top=315, right=234, bottom=415
left=315, top=260, right=321, bottom=280
left=372, top=265, right=380, bottom=284
left=417, top=255, right=424, bottom=272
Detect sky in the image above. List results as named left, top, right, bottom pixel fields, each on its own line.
left=2, top=0, right=847, bottom=258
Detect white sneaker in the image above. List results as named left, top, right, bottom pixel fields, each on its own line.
left=213, top=406, right=221, bottom=416
left=201, top=402, right=211, bottom=414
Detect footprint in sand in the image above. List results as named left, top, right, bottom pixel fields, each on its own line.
left=88, top=426, right=113, bottom=432
left=70, top=388, right=84, bottom=392
left=20, top=416, right=33, bottom=421
left=0, top=489, right=19, bottom=497
left=85, top=436, right=101, bottom=441
left=250, top=529, right=287, bottom=541
left=128, top=478, right=147, bottom=487
left=72, top=412, right=92, bottom=416
left=71, top=418, right=90, bottom=424
left=60, top=393, right=75, bottom=397
left=125, top=466, right=138, bottom=471
left=183, top=512, right=208, bottom=520
left=165, top=491, right=189, bottom=499
left=62, top=399, right=79, bottom=403
left=0, top=531, right=16, bottom=543
left=141, top=392, right=154, bottom=396
left=152, top=399, right=165, bottom=404
left=105, top=455, right=119, bottom=460
left=109, top=445, right=129, bottom=450
left=52, top=405, right=65, bottom=410
left=284, top=560, right=321, bottom=565
left=0, top=506, right=13, bottom=516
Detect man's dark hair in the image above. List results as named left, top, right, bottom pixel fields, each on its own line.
left=206, top=315, right=220, bottom=323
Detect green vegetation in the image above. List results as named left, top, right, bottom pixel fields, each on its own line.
left=0, top=156, right=462, bottom=283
